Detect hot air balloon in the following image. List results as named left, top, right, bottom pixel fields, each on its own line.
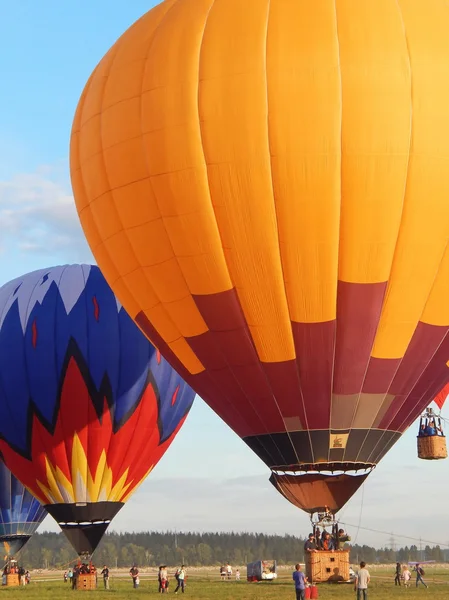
left=0, top=265, right=195, bottom=557
left=70, top=0, right=449, bottom=516
left=0, top=460, right=47, bottom=557
left=416, top=387, right=448, bottom=460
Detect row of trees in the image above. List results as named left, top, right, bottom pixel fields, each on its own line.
left=17, top=531, right=449, bottom=569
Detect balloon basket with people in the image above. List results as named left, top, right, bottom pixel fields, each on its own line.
left=303, top=508, right=352, bottom=584
left=417, top=407, right=447, bottom=460
left=72, top=557, right=98, bottom=591
left=1, top=558, right=28, bottom=587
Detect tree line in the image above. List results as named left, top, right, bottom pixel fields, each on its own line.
left=16, top=531, right=449, bottom=569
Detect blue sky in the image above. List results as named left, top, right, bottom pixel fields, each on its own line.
left=0, top=1, right=448, bottom=551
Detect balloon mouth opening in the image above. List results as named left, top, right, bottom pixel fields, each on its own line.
left=271, top=462, right=375, bottom=477
left=269, top=466, right=373, bottom=514
left=56, top=520, right=112, bottom=527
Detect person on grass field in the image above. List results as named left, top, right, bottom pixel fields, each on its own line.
left=354, top=561, right=370, bottom=600
left=414, top=564, right=428, bottom=588
left=292, top=563, right=307, bottom=600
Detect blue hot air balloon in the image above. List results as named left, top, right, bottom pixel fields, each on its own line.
left=0, top=461, right=47, bottom=557
left=0, top=265, right=195, bottom=557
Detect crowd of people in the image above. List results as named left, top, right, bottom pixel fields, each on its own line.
left=64, top=562, right=187, bottom=592
left=394, top=562, right=428, bottom=588
left=293, top=561, right=371, bottom=600
left=219, top=562, right=239, bottom=580
left=155, top=564, right=187, bottom=593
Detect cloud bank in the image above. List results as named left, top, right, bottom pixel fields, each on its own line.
left=0, top=164, right=92, bottom=261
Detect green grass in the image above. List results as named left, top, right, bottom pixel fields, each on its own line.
left=1, top=569, right=448, bottom=599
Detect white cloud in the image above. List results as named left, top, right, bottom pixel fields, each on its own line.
left=0, top=164, right=93, bottom=261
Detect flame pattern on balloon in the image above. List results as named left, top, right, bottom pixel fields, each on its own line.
left=0, top=350, right=181, bottom=506
left=0, top=265, right=195, bottom=553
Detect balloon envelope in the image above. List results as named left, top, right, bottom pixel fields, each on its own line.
left=0, top=265, right=195, bottom=554
left=70, top=0, right=449, bottom=513
left=0, top=461, right=47, bottom=557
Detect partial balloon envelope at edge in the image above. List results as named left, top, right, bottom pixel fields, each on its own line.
left=0, top=460, right=47, bottom=557
left=0, top=265, right=195, bottom=556
left=69, top=0, right=449, bottom=516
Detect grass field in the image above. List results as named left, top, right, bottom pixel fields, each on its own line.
left=0, top=568, right=448, bottom=599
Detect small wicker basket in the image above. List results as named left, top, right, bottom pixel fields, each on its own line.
left=305, top=550, right=350, bottom=583
left=76, top=573, right=97, bottom=590
left=417, top=435, right=448, bottom=460
left=5, top=574, right=20, bottom=587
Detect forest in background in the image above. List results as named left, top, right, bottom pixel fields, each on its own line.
left=16, top=531, right=449, bottom=569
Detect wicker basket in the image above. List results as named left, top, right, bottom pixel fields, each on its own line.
left=6, top=574, right=20, bottom=587
left=417, top=435, right=448, bottom=460
left=305, top=550, right=349, bottom=583
left=76, top=573, right=97, bottom=590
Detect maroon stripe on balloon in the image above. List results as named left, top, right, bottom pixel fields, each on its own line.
left=262, top=360, right=307, bottom=425
left=391, top=329, right=449, bottom=431
left=333, top=281, right=387, bottom=395
left=135, top=311, right=258, bottom=438
left=191, top=289, right=305, bottom=432
left=389, top=322, right=448, bottom=396
left=378, top=323, right=449, bottom=430
left=292, top=321, right=336, bottom=429
left=361, top=357, right=401, bottom=394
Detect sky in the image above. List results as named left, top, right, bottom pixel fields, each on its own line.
left=0, top=0, right=448, bottom=551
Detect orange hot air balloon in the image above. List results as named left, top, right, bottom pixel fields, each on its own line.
left=70, top=0, right=449, bottom=515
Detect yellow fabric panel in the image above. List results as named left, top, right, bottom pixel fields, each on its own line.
left=101, top=229, right=207, bottom=336
left=79, top=50, right=117, bottom=128
left=71, top=83, right=93, bottom=214
left=336, top=0, right=411, bottom=284
left=267, top=0, right=341, bottom=323
left=101, top=95, right=143, bottom=151
left=109, top=276, right=143, bottom=327
left=117, top=269, right=205, bottom=374
left=140, top=304, right=204, bottom=375
left=372, top=0, right=449, bottom=358
left=78, top=208, right=105, bottom=253
left=140, top=0, right=233, bottom=296
left=199, top=0, right=295, bottom=362
left=70, top=153, right=88, bottom=213
left=89, top=191, right=124, bottom=241
left=108, top=179, right=161, bottom=229
left=74, top=0, right=210, bottom=349
left=167, top=337, right=205, bottom=376
left=422, top=244, right=449, bottom=326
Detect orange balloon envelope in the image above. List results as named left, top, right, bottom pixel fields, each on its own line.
left=70, top=0, right=449, bottom=514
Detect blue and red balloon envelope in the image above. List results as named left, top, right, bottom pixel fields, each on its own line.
left=0, top=264, right=195, bottom=555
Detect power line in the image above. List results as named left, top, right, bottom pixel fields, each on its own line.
left=339, top=521, right=448, bottom=549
